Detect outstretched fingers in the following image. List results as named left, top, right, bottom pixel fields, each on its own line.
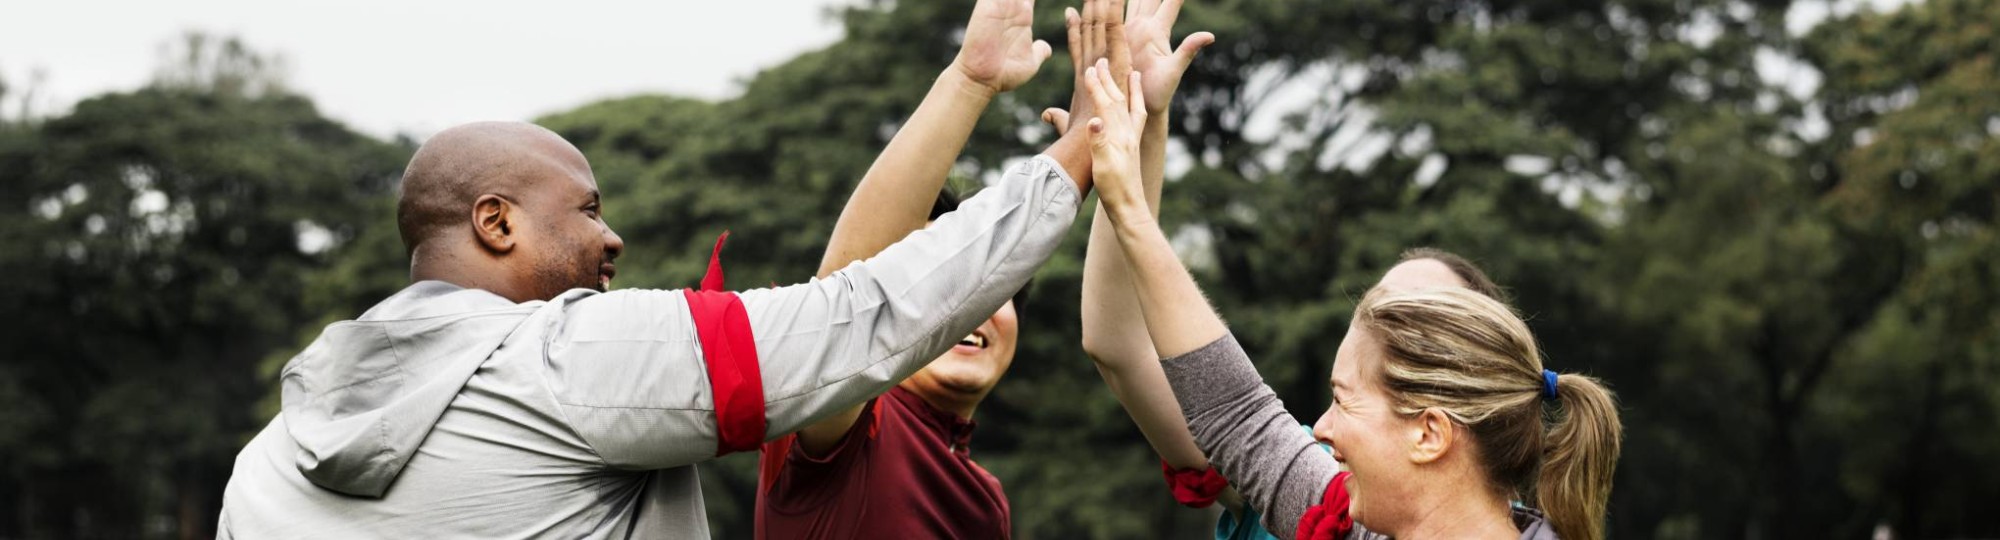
left=1128, top=0, right=1154, bottom=23
left=1105, top=0, right=1134, bottom=93
left=1088, top=65, right=1120, bottom=116
left=1042, top=107, right=1072, bottom=136
left=1088, top=60, right=1128, bottom=114
left=1156, top=0, right=1186, bottom=32
left=1127, top=71, right=1147, bottom=123
left=1066, top=6, right=1084, bottom=72
left=1086, top=0, right=1105, bottom=61
left=1175, top=31, right=1215, bottom=70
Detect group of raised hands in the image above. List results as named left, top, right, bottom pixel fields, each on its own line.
left=889, top=0, right=1241, bottom=493
left=936, top=0, right=1245, bottom=495
left=944, top=0, right=1214, bottom=200
left=937, top=0, right=1234, bottom=366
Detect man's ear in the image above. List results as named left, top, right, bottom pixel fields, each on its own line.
left=1408, top=408, right=1456, bottom=465
left=472, top=194, right=516, bottom=254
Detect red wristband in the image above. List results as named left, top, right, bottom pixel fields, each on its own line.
left=1160, top=459, right=1229, bottom=508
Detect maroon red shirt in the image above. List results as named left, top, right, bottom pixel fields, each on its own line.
left=755, top=386, right=1010, bottom=539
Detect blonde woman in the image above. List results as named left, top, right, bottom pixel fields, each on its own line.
left=1077, top=56, right=1624, bottom=539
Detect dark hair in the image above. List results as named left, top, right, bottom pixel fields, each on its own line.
left=1399, top=247, right=1505, bottom=301
left=932, top=189, right=1032, bottom=310
left=927, top=189, right=959, bottom=222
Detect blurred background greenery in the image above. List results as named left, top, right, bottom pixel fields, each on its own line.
left=2, top=0, right=1996, bottom=538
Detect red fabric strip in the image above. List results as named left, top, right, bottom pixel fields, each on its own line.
left=757, top=434, right=794, bottom=494
left=1295, top=471, right=1355, bottom=540
left=701, top=231, right=730, bottom=292
left=1159, top=459, right=1230, bottom=508
left=684, top=232, right=766, bottom=456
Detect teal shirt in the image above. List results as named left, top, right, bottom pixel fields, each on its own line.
left=1217, top=505, right=1281, bottom=540
left=1213, top=425, right=1329, bottom=540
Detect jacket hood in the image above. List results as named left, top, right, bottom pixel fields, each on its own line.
left=278, top=281, right=539, bottom=497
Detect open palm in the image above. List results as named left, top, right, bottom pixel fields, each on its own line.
left=1125, top=0, right=1214, bottom=114
left=955, top=0, right=1054, bottom=94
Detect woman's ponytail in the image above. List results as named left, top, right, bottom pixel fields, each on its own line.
left=1536, top=373, right=1623, bottom=540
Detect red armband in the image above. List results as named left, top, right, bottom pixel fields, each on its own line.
left=683, top=232, right=766, bottom=456
left=1160, top=459, right=1230, bottom=508
left=1295, top=471, right=1354, bottom=540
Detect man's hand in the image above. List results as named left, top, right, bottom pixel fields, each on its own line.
left=953, top=0, right=1055, bottom=95
left=1126, top=0, right=1214, bottom=115
left=1085, top=59, right=1148, bottom=219
left=1066, top=0, right=1135, bottom=134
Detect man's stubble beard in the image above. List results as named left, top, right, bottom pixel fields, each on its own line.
left=529, top=246, right=601, bottom=299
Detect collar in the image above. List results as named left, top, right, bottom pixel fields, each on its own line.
left=887, top=386, right=979, bottom=455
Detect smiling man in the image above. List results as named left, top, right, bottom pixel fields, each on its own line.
left=213, top=0, right=1090, bottom=532
left=747, top=0, right=1126, bottom=534
left=756, top=192, right=1030, bottom=538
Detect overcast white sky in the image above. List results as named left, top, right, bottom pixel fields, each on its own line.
left=2, top=0, right=1918, bottom=146
left=2, top=0, right=848, bottom=140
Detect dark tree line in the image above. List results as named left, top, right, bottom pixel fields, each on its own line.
left=3, top=1, right=1996, bottom=537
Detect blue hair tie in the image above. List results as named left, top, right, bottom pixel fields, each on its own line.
left=1541, top=370, right=1560, bottom=401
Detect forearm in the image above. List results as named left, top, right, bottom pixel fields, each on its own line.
left=1161, top=335, right=1340, bottom=540
left=1104, top=196, right=1227, bottom=358
left=1080, top=114, right=1169, bottom=359
left=1082, top=114, right=1207, bottom=466
left=1090, top=351, right=1210, bottom=468
left=751, top=155, right=1082, bottom=439
left=817, top=68, right=997, bottom=277
left=1043, top=131, right=1094, bottom=194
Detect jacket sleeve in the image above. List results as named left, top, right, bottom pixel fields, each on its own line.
left=542, top=155, right=1081, bottom=470
left=1161, top=334, right=1341, bottom=540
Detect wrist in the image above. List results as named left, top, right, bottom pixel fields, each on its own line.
left=1045, top=132, right=1096, bottom=192
left=1145, top=97, right=1174, bottom=119
left=1109, top=208, right=1164, bottom=253
left=1102, top=189, right=1156, bottom=228
left=1142, top=114, right=1171, bottom=154
left=942, top=62, right=1003, bottom=101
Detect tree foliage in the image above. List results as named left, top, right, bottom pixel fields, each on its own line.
left=0, top=36, right=409, bottom=539
left=3, top=1, right=1999, bottom=538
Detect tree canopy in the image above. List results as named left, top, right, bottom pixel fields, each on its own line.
left=3, top=1, right=1998, bottom=537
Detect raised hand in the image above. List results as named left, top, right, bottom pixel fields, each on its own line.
left=1041, top=106, right=1073, bottom=136
left=1084, top=59, right=1148, bottom=215
left=953, top=0, right=1055, bottom=95
left=1065, top=0, right=1135, bottom=134
left=1094, top=0, right=1135, bottom=93
left=1124, top=0, right=1214, bottom=114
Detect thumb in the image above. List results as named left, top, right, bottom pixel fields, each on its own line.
left=1087, top=117, right=1107, bottom=146
left=1033, top=40, right=1054, bottom=66
left=1174, top=32, right=1216, bottom=69
left=1041, top=107, right=1072, bottom=136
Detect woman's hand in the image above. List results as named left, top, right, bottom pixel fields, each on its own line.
left=1063, top=0, right=1134, bottom=134
left=1084, top=59, right=1149, bottom=220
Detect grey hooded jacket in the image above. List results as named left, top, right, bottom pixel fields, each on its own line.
left=217, top=155, right=1080, bottom=538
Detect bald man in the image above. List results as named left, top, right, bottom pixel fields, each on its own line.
left=214, top=10, right=1095, bottom=531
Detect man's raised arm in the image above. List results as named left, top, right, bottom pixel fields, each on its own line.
left=795, top=0, right=1055, bottom=454
left=543, top=149, right=1085, bottom=470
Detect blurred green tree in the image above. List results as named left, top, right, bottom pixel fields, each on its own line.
left=0, top=34, right=410, bottom=539
left=4, top=0, right=1999, bottom=538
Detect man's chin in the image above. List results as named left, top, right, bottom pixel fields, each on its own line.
left=916, top=359, right=1006, bottom=396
